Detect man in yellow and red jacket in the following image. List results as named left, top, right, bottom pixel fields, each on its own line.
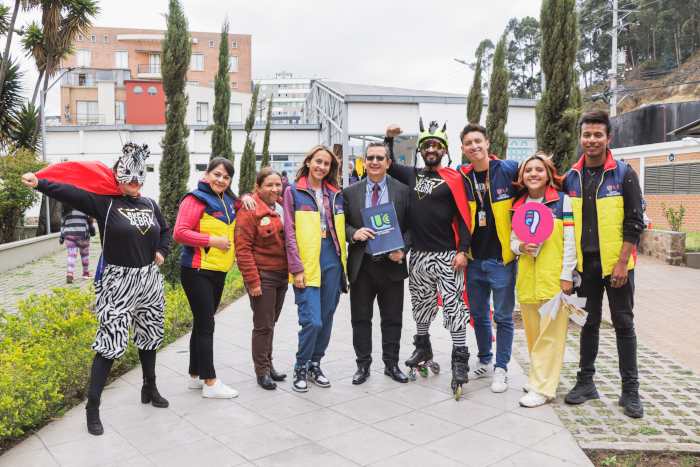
left=563, top=110, right=645, bottom=419
left=457, top=123, right=519, bottom=394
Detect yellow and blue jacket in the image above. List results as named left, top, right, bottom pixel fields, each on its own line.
left=566, top=150, right=636, bottom=277
left=179, top=180, right=237, bottom=272
left=284, top=177, right=347, bottom=290
left=458, top=155, right=519, bottom=264
left=511, top=187, right=574, bottom=303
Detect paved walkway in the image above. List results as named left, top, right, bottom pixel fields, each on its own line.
left=0, top=283, right=592, bottom=466
left=0, top=241, right=102, bottom=313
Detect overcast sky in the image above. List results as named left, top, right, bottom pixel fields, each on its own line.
left=6, top=0, right=544, bottom=115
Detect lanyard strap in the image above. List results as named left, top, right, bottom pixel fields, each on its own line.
left=471, top=170, right=490, bottom=208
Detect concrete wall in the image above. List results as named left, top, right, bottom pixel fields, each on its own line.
left=0, top=233, right=63, bottom=273
left=184, top=85, right=252, bottom=127
left=610, top=101, right=700, bottom=148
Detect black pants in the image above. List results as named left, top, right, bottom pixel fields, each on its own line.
left=577, top=256, right=639, bottom=392
left=350, top=255, right=404, bottom=368
left=181, top=265, right=227, bottom=380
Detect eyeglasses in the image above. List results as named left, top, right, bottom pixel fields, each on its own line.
left=420, top=140, right=445, bottom=150
left=365, top=156, right=386, bottom=162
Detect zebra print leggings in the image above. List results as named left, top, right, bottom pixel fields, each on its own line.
left=408, top=250, right=470, bottom=332
left=91, top=263, right=166, bottom=359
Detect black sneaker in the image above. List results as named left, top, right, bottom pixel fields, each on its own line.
left=564, top=381, right=600, bottom=405
left=619, top=391, right=644, bottom=418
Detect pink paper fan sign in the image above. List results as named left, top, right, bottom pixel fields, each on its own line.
left=512, top=202, right=554, bottom=244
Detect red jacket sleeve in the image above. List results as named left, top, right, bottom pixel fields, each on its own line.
left=174, top=195, right=210, bottom=247
left=233, top=210, right=261, bottom=289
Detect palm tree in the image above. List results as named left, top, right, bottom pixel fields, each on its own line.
left=0, top=53, right=24, bottom=150
left=26, top=0, right=99, bottom=147
left=0, top=1, right=40, bottom=99
left=12, top=103, right=40, bottom=151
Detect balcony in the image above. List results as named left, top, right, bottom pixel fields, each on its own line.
left=137, top=63, right=162, bottom=79
left=61, top=68, right=132, bottom=87
left=67, top=113, right=105, bottom=126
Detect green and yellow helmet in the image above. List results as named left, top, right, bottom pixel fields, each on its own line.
left=417, top=118, right=449, bottom=148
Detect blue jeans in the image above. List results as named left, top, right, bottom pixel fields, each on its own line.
left=294, top=237, right=343, bottom=367
left=465, top=257, right=516, bottom=370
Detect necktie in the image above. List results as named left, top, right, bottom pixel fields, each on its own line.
left=372, top=183, right=380, bottom=206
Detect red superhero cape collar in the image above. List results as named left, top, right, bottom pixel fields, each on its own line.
left=36, top=161, right=122, bottom=196
left=438, top=167, right=472, bottom=232
left=571, top=149, right=617, bottom=172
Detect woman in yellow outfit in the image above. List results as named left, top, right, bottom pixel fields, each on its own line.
left=509, top=154, right=577, bottom=408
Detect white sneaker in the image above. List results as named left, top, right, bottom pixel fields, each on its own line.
left=491, top=367, right=508, bottom=393
left=468, top=360, right=494, bottom=380
left=519, top=391, right=550, bottom=407
left=188, top=377, right=204, bottom=389
left=202, top=379, right=238, bottom=398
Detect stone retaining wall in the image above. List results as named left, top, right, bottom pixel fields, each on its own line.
left=637, top=229, right=687, bottom=266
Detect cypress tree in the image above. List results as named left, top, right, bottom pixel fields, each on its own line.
left=211, top=18, right=233, bottom=160
left=536, top=0, right=579, bottom=174
left=485, top=35, right=509, bottom=160
left=260, top=95, right=273, bottom=168
left=465, top=51, right=484, bottom=164
left=238, top=85, right=259, bottom=195
left=158, top=0, right=192, bottom=285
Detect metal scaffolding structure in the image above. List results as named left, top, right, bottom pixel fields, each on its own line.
left=304, top=81, right=350, bottom=186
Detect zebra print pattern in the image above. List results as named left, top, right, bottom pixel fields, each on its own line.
left=408, top=250, right=470, bottom=332
left=92, top=263, right=166, bottom=359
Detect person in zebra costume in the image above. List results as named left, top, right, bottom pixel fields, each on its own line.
left=23, top=142, right=171, bottom=436
left=384, top=121, right=473, bottom=400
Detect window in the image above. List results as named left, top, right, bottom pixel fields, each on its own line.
left=231, top=81, right=238, bottom=89
left=190, top=53, right=204, bottom=71
left=114, top=50, right=128, bottom=69
left=196, top=102, right=209, bottom=123
left=186, top=80, right=199, bottom=85
left=77, top=34, right=83, bottom=42
left=209, top=40, right=214, bottom=47
left=91, top=35, right=96, bottom=42
left=149, top=53, right=161, bottom=73
left=115, top=101, right=126, bottom=123
left=208, top=81, right=215, bottom=88
left=77, top=49, right=91, bottom=67
left=103, top=35, right=109, bottom=43
left=228, top=55, right=238, bottom=73
left=232, top=41, right=237, bottom=48
left=147, top=86, right=157, bottom=96
left=76, top=100, right=98, bottom=124
left=133, top=86, right=143, bottom=95
left=229, top=103, right=242, bottom=124
left=645, top=163, right=700, bottom=195
left=146, top=164, right=155, bottom=173
left=195, top=164, right=208, bottom=171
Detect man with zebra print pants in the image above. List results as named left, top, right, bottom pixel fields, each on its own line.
left=384, top=122, right=473, bottom=392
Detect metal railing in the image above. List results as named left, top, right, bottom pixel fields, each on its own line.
left=137, top=63, right=161, bottom=74
left=61, top=68, right=131, bottom=87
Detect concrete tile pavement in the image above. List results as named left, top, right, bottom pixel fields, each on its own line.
left=0, top=282, right=592, bottom=467
left=0, top=240, right=102, bottom=313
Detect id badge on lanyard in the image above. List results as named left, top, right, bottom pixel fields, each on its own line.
left=472, top=171, right=490, bottom=227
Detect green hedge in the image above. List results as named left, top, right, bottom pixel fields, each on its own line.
left=0, top=268, right=245, bottom=442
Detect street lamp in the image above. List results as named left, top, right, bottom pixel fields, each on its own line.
left=39, top=66, right=76, bottom=234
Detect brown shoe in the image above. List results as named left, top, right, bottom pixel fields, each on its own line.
left=67, top=273, right=74, bottom=284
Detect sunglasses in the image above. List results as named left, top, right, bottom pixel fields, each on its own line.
left=420, top=140, right=445, bottom=150
left=365, top=156, right=386, bottom=162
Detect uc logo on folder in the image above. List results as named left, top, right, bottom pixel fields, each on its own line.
left=371, top=213, right=392, bottom=231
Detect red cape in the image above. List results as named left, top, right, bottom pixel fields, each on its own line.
left=36, top=161, right=121, bottom=196
left=437, top=167, right=472, bottom=308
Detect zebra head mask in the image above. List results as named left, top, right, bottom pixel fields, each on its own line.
left=115, top=142, right=150, bottom=185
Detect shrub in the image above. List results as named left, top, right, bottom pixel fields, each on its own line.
left=0, top=148, right=47, bottom=244
left=0, top=268, right=245, bottom=442
left=661, top=202, right=685, bottom=232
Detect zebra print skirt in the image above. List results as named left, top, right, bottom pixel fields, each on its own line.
left=91, top=263, right=166, bottom=359
left=408, top=250, right=470, bottom=332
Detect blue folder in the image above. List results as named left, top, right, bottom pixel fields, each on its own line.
left=360, top=202, right=404, bottom=256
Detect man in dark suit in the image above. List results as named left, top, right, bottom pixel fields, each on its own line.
left=343, top=142, right=411, bottom=384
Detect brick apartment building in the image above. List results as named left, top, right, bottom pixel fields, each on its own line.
left=59, top=27, right=251, bottom=126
